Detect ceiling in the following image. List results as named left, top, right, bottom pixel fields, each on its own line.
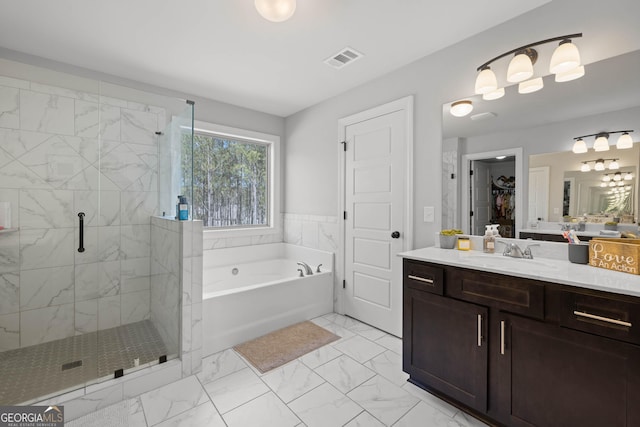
left=0, top=0, right=550, bottom=117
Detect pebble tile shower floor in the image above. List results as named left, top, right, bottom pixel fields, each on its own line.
left=0, top=319, right=167, bottom=405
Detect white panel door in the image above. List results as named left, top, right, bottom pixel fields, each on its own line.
left=344, top=109, right=406, bottom=337
left=529, top=166, right=550, bottom=222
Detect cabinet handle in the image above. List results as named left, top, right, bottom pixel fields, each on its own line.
left=500, top=320, right=506, bottom=355
left=477, top=314, right=483, bottom=347
left=408, top=275, right=434, bottom=284
left=573, top=310, right=632, bottom=328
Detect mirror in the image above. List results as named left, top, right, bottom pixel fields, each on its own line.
left=442, top=49, right=640, bottom=235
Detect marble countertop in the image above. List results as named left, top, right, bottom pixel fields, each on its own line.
left=399, top=246, right=640, bottom=298
left=519, top=228, right=619, bottom=237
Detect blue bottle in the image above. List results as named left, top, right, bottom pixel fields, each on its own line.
left=176, top=195, right=189, bottom=220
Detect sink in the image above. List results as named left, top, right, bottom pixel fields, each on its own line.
left=464, top=254, right=557, bottom=271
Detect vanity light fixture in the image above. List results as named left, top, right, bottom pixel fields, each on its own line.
left=625, top=172, right=634, bottom=181
left=594, top=160, right=606, bottom=171
left=609, top=159, right=620, bottom=170
left=602, top=174, right=611, bottom=182
left=600, top=182, right=608, bottom=188
left=581, top=158, right=619, bottom=172
left=255, top=0, right=296, bottom=22
left=614, top=172, right=623, bottom=181
left=572, top=130, right=635, bottom=153
left=580, top=163, right=591, bottom=172
left=474, top=33, right=583, bottom=99
left=450, top=100, right=474, bottom=117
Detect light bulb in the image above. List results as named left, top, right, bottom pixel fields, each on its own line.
left=625, top=172, right=633, bottom=180
left=617, top=132, right=633, bottom=149
left=572, top=138, right=587, bottom=153
left=580, top=163, right=590, bottom=172
left=475, top=67, right=498, bottom=95
left=609, top=160, right=619, bottom=170
left=550, top=40, right=581, bottom=74
left=518, top=77, right=544, bottom=94
left=255, top=0, right=296, bottom=22
left=595, top=161, right=605, bottom=171
left=507, top=53, right=534, bottom=83
left=593, top=135, right=609, bottom=152
left=482, top=87, right=505, bottom=101
left=602, top=174, right=611, bottom=182
left=555, top=65, right=585, bottom=82
left=600, top=182, right=608, bottom=188
left=614, top=172, right=622, bottom=181
left=450, top=100, right=473, bottom=117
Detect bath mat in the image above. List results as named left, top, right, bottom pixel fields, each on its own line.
left=233, top=321, right=340, bottom=373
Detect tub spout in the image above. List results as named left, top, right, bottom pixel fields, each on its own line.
left=297, top=262, right=313, bottom=275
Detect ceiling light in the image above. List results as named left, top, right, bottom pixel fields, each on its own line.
left=507, top=50, right=535, bottom=83
left=475, top=67, right=497, bottom=95
left=474, top=33, right=583, bottom=100
left=602, top=174, right=611, bottom=182
left=550, top=40, right=581, bottom=74
left=555, top=65, right=585, bottom=82
left=614, top=172, right=623, bottom=181
left=450, top=100, right=473, bottom=117
left=609, top=181, right=616, bottom=187
left=617, top=132, right=634, bottom=149
left=572, top=138, right=587, bottom=154
left=482, top=88, right=505, bottom=101
left=580, top=163, right=590, bottom=172
left=609, top=159, right=619, bottom=170
left=255, top=0, right=296, bottom=22
left=518, top=77, right=544, bottom=94
left=593, top=133, right=610, bottom=152
left=594, top=160, right=605, bottom=171
left=496, top=155, right=507, bottom=160
left=600, top=182, right=608, bottom=187
left=625, top=172, right=634, bottom=181
left=617, top=181, right=625, bottom=186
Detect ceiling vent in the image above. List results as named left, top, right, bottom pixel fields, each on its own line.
left=324, top=47, right=363, bottom=69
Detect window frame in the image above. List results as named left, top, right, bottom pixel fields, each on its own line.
left=192, top=120, right=281, bottom=238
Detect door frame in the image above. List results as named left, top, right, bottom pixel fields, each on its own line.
left=336, top=96, right=414, bottom=315
left=461, top=148, right=523, bottom=235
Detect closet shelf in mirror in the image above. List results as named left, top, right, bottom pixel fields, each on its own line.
left=0, top=228, right=18, bottom=234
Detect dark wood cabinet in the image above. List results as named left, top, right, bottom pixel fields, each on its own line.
left=403, top=258, right=640, bottom=427
left=403, top=286, right=488, bottom=412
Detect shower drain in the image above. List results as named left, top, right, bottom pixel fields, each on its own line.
left=61, top=360, right=83, bottom=371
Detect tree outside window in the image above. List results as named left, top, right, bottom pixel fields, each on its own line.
left=185, top=132, right=269, bottom=228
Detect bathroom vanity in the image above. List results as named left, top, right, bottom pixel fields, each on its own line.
left=401, top=247, right=640, bottom=427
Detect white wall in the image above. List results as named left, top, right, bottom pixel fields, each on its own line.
left=284, top=0, right=640, bottom=250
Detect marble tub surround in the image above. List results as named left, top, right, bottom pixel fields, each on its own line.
left=66, top=313, right=488, bottom=427
left=404, top=240, right=640, bottom=298
left=0, top=71, right=167, bottom=351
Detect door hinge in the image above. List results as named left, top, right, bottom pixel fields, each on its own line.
left=343, top=211, right=347, bottom=220
left=340, top=140, right=347, bottom=151
left=470, top=169, right=474, bottom=176
left=451, top=173, right=456, bottom=179
left=470, top=210, right=474, bottom=217
left=343, top=279, right=346, bottom=289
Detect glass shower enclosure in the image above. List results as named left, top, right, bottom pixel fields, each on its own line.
left=0, top=61, right=191, bottom=405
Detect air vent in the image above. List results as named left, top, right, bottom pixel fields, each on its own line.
left=324, top=47, right=364, bottom=69
left=470, top=112, right=497, bottom=121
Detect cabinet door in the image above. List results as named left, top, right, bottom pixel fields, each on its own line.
left=499, top=314, right=631, bottom=427
left=403, top=288, right=488, bottom=412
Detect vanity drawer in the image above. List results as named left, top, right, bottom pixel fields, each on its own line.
left=403, top=259, right=444, bottom=295
left=559, top=290, right=640, bottom=345
left=447, top=269, right=544, bottom=319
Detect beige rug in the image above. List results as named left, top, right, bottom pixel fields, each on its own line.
left=234, top=321, right=340, bottom=373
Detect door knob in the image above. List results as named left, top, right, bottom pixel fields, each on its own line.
left=391, top=231, right=401, bottom=238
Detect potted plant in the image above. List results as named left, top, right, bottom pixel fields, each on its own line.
left=439, top=229, right=463, bottom=249
left=604, top=221, right=618, bottom=231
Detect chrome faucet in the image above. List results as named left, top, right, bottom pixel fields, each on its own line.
left=496, top=240, right=539, bottom=259
left=297, top=261, right=313, bottom=275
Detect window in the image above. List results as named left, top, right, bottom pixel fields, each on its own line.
left=188, top=121, right=279, bottom=232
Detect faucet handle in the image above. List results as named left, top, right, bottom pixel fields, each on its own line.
left=523, top=243, right=540, bottom=259
left=494, top=240, right=511, bottom=256
left=316, top=264, right=322, bottom=273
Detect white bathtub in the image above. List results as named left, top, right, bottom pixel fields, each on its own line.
left=202, top=243, right=334, bottom=356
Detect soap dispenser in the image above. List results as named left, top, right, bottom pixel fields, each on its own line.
left=483, top=225, right=496, bottom=253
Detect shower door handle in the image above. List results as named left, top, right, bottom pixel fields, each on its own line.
left=78, top=212, right=85, bottom=253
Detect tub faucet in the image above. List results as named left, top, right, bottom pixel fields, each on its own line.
left=297, top=262, right=313, bottom=275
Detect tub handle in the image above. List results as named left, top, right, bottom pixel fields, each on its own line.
left=298, top=268, right=304, bottom=277
left=316, top=264, right=322, bottom=273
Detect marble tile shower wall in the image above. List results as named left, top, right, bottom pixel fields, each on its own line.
left=0, top=74, right=165, bottom=351
left=283, top=213, right=339, bottom=253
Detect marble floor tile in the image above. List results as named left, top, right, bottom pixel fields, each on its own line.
left=348, top=321, right=387, bottom=341
left=298, top=344, right=342, bottom=369
left=347, top=375, right=419, bottom=426
left=394, top=401, right=458, bottom=427
left=333, top=334, right=386, bottom=363
left=375, top=334, right=403, bottom=355
left=310, top=315, right=332, bottom=327
left=66, top=397, right=146, bottom=427
left=288, top=382, right=363, bottom=427
left=364, top=349, right=409, bottom=387
left=203, top=367, right=269, bottom=414
left=223, top=392, right=300, bottom=427
left=261, top=360, right=325, bottom=403
left=155, top=401, right=225, bottom=427
left=343, top=410, right=386, bottom=427
left=453, top=409, right=491, bottom=427
left=139, top=376, right=208, bottom=426
left=402, top=382, right=458, bottom=418
left=196, top=349, right=247, bottom=385
left=314, top=355, right=376, bottom=394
